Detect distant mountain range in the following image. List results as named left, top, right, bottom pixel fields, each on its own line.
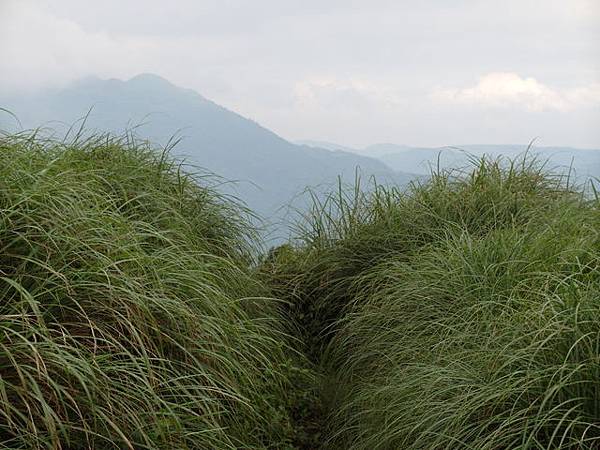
left=299, top=141, right=600, bottom=179
left=0, top=74, right=412, bottom=241
left=2, top=74, right=597, bottom=241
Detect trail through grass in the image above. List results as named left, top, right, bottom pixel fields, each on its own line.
left=2, top=128, right=600, bottom=449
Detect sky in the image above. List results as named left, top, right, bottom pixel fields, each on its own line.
left=1, top=0, right=599, bottom=148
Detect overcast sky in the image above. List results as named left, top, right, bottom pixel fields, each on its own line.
left=1, top=0, right=599, bottom=148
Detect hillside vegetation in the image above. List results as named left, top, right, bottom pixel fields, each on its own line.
left=0, top=131, right=309, bottom=449
left=1, top=129, right=600, bottom=449
left=267, top=158, right=600, bottom=449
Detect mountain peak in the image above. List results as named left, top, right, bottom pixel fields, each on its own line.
left=127, top=73, right=175, bottom=89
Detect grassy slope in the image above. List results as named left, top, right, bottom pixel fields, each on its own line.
left=268, top=158, right=600, bottom=449
left=2, top=129, right=599, bottom=449
left=0, top=131, right=306, bottom=449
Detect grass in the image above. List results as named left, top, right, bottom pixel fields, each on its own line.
left=2, top=128, right=599, bottom=449
left=0, top=130, right=308, bottom=449
left=268, top=157, right=600, bottom=449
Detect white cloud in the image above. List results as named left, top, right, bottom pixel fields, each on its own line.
left=0, top=1, right=136, bottom=91
left=0, top=0, right=233, bottom=93
left=434, top=72, right=600, bottom=112
left=293, top=78, right=392, bottom=110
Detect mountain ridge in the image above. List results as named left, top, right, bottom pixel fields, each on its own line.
left=298, top=140, right=600, bottom=178
left=0, top=74, right=412, bottom=241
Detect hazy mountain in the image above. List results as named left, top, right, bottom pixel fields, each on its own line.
left=296, top=140, right=358, bottom=153
left=377, top=147, right=468, bottom=175
left=459, top=145, right=600, bottom=179
left=341, top=142, right=600, bottom=179
left=0, top=74, right=413, bottom=241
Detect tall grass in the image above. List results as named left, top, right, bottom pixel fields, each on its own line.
left=0, top=130, right=302, bottom=449
left=4, top=129, right=599, bottom=449
left=269, top=157, right=600, bottom=448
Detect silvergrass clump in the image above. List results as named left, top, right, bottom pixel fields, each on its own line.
left=0, top=130, right=300, bottom=449
left=271, top=156, right=600, bottom=448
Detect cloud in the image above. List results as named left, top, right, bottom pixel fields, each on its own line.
left=0, top=0, right=598, bottom=147
left=434, top=73, right=600, bottom=112
left=0, top=1, right=135, bottom=91
left=292, top=77, right=413, bottom=114
left=0, top=0, right=236, bottom=94
left=294, top=78, right=379, bottom=110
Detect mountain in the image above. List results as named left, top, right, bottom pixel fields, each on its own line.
left=295, top=140, right=359, bottom=153
left=0, top=74, right=413, bottom=241
left=358, top=143, right=600, bottom=179
left=377, top=147, right=467, bottom=175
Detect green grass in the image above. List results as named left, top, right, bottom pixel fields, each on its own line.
left=268, top=158, right=600, bottom=449
left=0, top=130, right=307, bottom=449
left=3, top=128, right=600, bottom=449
